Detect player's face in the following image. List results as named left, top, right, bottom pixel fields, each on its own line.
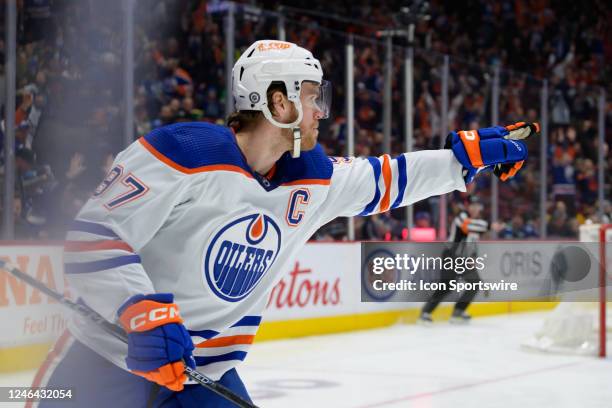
left=298, top=82, right=325, bottom=151
left=468, top=203, right=483, bottom=218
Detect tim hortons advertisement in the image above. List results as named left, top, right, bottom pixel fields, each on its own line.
left=264, top=243, right=404, bottom=321
left=0, top=245, right=69, bottom=347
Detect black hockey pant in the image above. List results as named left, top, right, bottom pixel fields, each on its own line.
left=421, top=267, right=481, bottom=314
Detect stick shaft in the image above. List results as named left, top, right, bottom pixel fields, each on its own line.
left=0, top=260, right=257, bottom=408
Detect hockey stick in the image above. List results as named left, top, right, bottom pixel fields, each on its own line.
left=0, top=259, right=258, bottom=408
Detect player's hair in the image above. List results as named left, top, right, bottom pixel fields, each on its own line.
left=227, top=82, right=287, bottom=132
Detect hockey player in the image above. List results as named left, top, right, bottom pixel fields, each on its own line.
left=418, top=196, right=501, bottom=324
left=32, top=40, right=539, bottom=407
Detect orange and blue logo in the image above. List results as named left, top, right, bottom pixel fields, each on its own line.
left=204, top=214, right=281, bottom=302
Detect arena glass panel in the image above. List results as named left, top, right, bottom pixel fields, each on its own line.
left=546, top=80, right=606, bottom=239
left=409, top=47, right=446, bottom=239
left=235, top=8, right=279, bottom=50
left=13, top=0, right=128, bottom=239
left=495, top=69, right=544, bottom=240
left=346, top=35, right=397, bottom=241
left=442, top=56, right=494, bottom=241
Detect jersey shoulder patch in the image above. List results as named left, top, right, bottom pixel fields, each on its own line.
left=140, top=122, right=248, bottom=172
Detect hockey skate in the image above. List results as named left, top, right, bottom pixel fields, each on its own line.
left=417, top=312, right=433, bottom=326
left=450, top=310, right=472, bottom=325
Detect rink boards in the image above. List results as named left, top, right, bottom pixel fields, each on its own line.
left=0, top=242, right=556, bottom=372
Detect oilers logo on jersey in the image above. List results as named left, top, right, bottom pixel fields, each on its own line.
left=204, top=213, right=282, bottom=302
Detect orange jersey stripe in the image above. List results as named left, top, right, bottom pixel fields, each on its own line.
left=281, top=179, right=331, bottom=186
left=459, top=130, right=484, bottom=167
left=139, top=138, right=254, bottom=179
left=64, top=240, right=134, bottom=253
left=380, top=154, right=392, bottom=212
left=195, top=334, right=255, bottom=348
left=461, top=217, right=472, bottom=234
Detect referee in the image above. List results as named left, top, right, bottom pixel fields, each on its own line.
left=419, top=196, right=490, bottom=324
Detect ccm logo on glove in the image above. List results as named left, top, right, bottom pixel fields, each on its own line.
left=117, top=293, right=195, bottom=391
left=120, top=302, right=182, bottom=331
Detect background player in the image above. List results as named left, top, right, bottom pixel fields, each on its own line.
left=418, top=196, right=503, bottom=324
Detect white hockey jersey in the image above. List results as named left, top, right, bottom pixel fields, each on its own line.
left=64, top=122, right=466, bottom=380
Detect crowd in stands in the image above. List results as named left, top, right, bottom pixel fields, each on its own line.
left=0, top=0, right=125, bottom=238
left=0, top=0, right=609, bottom=241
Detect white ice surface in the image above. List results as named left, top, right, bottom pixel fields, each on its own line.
left=1, top=311, right=610, bottom=407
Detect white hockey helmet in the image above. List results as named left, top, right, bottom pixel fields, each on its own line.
left=232, top=40, right=331, bottom=157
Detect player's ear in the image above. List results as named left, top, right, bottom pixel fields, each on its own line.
left=270, top=90, right=289, bottom=120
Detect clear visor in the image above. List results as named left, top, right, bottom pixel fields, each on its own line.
left=303, top=80, right=332, bottom=119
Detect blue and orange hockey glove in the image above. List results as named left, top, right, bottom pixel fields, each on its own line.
left=445, top=122, right=539, bottom=183
left=118, top=293, right=195, bottom=391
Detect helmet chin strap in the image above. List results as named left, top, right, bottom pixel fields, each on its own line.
left=292, top=128, right=301, bottom=158
left=261, top=101, right=304, bottom=158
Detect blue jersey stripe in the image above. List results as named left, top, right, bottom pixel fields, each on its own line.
left=391, top=154, right=407, bottom=209
left=69, top=220, right=120, bottom=238
left=64, top=255, right=141, bottom=274
left=231, top=316, right=262, bottom=327
left=188, top=329, right=220, bottom=340
left=358, top=157, right=382, bottom=216
left=194, top=351, right=248, bottom=366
